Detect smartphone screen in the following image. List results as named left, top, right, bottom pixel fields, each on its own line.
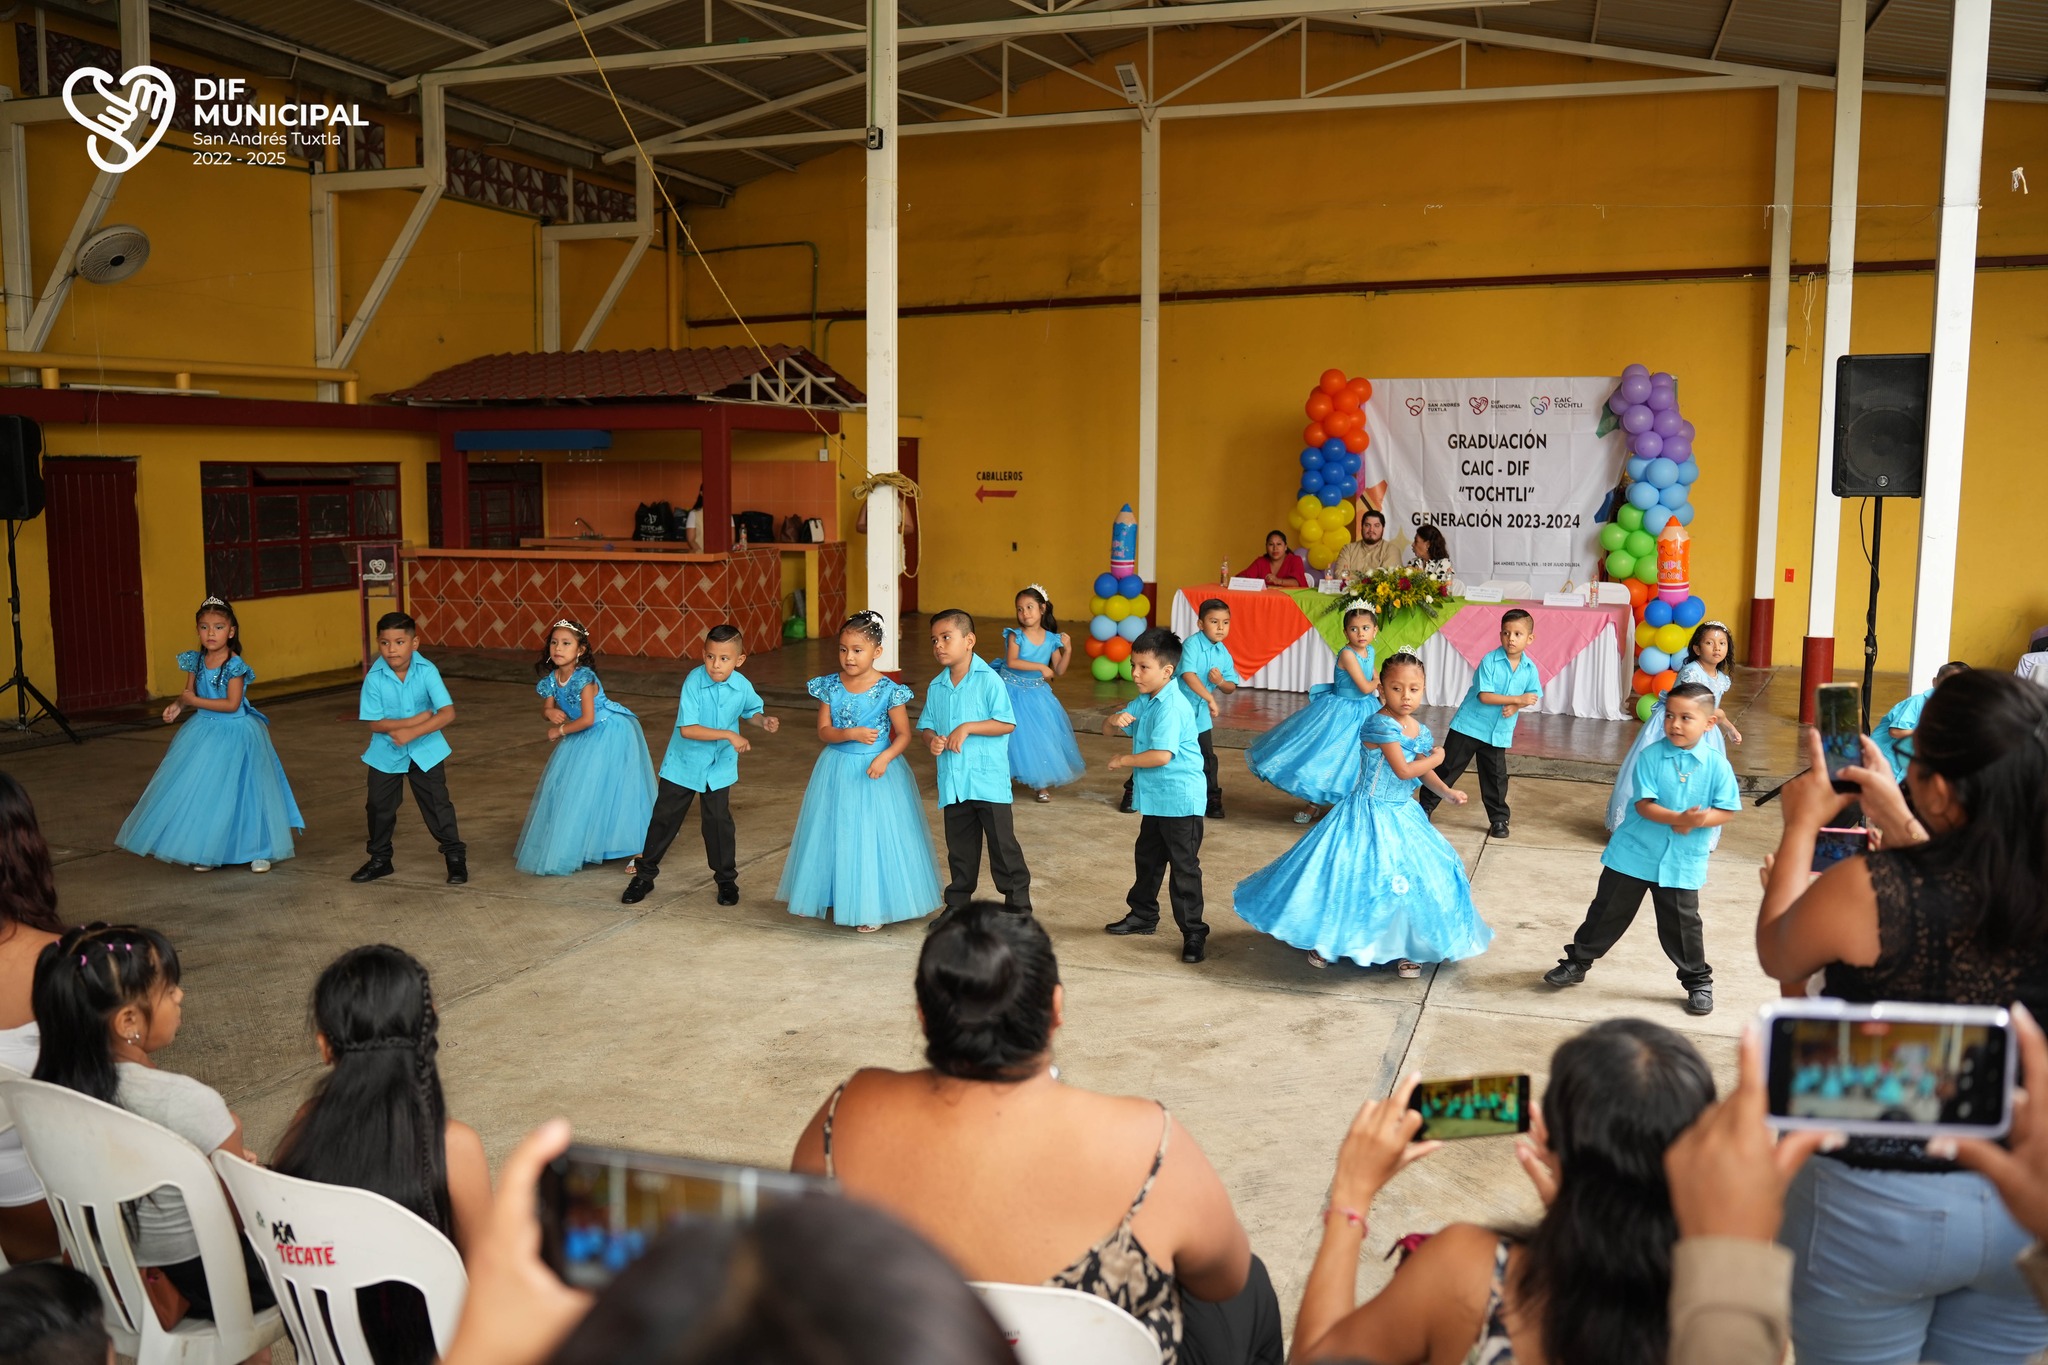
left=1406, top=1073, right=1531, bottom=1140
left=1813, top=826, right=1868, bottom=874
left=537, top=1144, right=835, bottom=1289
left=1816, top=682, right=1863, bottom=793
left=1764, top=1008, right=2012, bottom=1138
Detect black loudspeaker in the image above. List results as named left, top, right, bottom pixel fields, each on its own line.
left=0, top=418, right=44, bottom=520
left=1832, top=354, right=1929, bottom=498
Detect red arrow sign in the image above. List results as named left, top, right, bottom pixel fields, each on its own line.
left=975, top=485, right=1018, bottom=502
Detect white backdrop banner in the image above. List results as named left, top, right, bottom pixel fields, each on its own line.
left=1361, top=378, right=1622, bottom=593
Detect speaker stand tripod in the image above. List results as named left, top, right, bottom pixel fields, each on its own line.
left=1859, top=499, right=1885, bottom=733
left=0, top=519, right=77, bottom=743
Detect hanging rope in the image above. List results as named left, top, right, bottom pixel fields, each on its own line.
left=851, top=470, right=923, bottom=579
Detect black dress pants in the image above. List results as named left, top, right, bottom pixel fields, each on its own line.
left=365, top=762, right=465, bottom=861
left=637, top=778, right=737, bottom=886
left=1419, top=729, right=1510, bottom=825
left=942, top=800, right=1031, bottom=910
left=1562, top=865, right=1712, bottom=989
left=1126, top=814, right=1205, bottom=941
left=1179, top=1253, right=1285, bottom=1365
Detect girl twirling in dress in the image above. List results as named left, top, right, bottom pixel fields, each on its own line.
left=1233, top=651, right=1493, bottom=978
left=116, top=597, right=303, bottom=873
left=1606, top=619, right=1742, bottom=850
left=994, top=585, right=1084, bottom=802
left=1245, top=603, right=1382, bottom=823
left=514, top=620, right=657, bottom=876
left=778, top=611, right=944, bottom=932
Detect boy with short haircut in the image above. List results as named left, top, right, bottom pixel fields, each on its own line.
left=920, top=609, right=1031, bottom=912
left=1103, top=627, right=1209, bottom=963
left=1873, top=659, right=1969, bottom=781
left=623, top=624, right=780, bottom=906
left=1420, top=607, right=1542, bottom=838
left=0, top=1263, right=112, bottom=1365
left=1120, top=599, right=1239, bottom=819
left=1543, top=682, right=1739, bottom=1015
left=353, top=611, right=466, bottom=885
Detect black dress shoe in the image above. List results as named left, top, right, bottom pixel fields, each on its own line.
left=621, top=875, right=656, bottom=905
left=1118, top=793, right=1136, bottom=814
left=717, top=882, right=740, bottom=906
left=350, top=859, right=393, bottom=883
left=1543, top=962, right=1587, bottom=987
left=1181, top=939, right=1207, bottom=964
left=1206, top=807, right=1226, bottom=820
left=1489, top=823, right=1511, bottom=839
left=1103, top=914, right=1156, bottom=936
left=1686, top=988, right=1715, bottom=1016
left=445, top=860, right=468, bottom=886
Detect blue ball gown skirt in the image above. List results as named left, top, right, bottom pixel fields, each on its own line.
left=515, top=699, right=658, bottom=875
left=777, top=747, right=944, bottom=927
left=116, top=708, right=305, bottom=867
left=1245, top=686, right=1383, bottom=806
left=996, top=668, right=1085, bottom=790
left=1606, top=707, right=1728, bottom=852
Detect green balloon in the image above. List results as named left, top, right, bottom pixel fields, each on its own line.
left=1624, top=529, right=1657, bottom=560
left=1637, top=693, right=1658, bottom=722
left=1617, top=503, right=1645, bottom=532
left=1598, top=522, right=1629, bottom=553
left=1117, top=658, right=1134, bottom=681
left=1635, top=556, right=1660, bottom=586
left=1090, top=655, right=1118, bottom=682
left=1605, top=550, right=1636, bottom=579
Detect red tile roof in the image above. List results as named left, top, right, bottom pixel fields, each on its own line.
left=377, top=345, right=864, bottom=407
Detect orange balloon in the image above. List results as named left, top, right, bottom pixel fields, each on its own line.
left=1334, top=389, right=1363, bottom=413
left=1104, top=636, right=1132, bottom=662
left=1348, top=378, right=1374, bottom=402
left=1305, top=392, right=1334, bottom=421
left=1319, top=368, right=1348, bottom=396
left=1084, top=637, right=1106, bottom=657
left=1304, top=422, right=1329, bottom=448
left=1324, top=409, right=1356, bottom=437
left=1343, top=429, right=1370, bottom=454
left=1625, top=578, right=1653, bottom=609
left=1654, top=669, right=1679, bottom=693
left=1632, top=670, right=1656, bottom=696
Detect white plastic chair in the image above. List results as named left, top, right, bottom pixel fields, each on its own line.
left=971, top=1281, right=1159, bottom=1365
left=0, top=1061, right=24, bottom=1271
left=212, top=1151, right=468, bottom=1365
left=0, top=1076, right=284, bottom=1365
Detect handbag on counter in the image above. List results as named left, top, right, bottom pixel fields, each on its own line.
left=733, top=510, right=776, bottom=545
left=633, top=501, right=673, bottom=541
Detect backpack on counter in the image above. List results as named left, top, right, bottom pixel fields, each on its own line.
left=733, top=510, right=776, bottom=545
left=633, top=501, right=673, bottom=541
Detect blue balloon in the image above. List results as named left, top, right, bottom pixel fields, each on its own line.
left=1342, top=453, right=1361, bottom=475
left=1626, top=456, right=1649, bottom=481
left=1646, top=506, right=1675, bottom=534
left=1638, top=646, right=1671, bottom=676
left=1659, top=482, right=1689, bottom=508
left=1675, top=501, right=1696, bottom=526
left=1676, top=458, right=1700, bottom=485
left=1322, top=439, right=1347, bottom=459
left=1676, top=595, right=1706, bottom=628
left=1089, top=614, right=1116, bottom=641
left=1116, top=614, right=1146, bottom=641
left=1318, top=488, right=1343, bottom=507
left=1300, top=447, right=1324, bottom=469
left=1646, top=457, right=1679, bottom=489
left=1300, top=469, right=1325, bottom=494
left=1118, top=575, right=1144, bottom=599
left=1627, top=481, right=1662, bottom=510
left=1093, top=573, right=1119, bottom=598
left=1336, top=477, right=1358, bottom=498
left=1644, top=598, right=1673, bottom=628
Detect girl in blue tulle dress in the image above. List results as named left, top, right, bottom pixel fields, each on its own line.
left=777, top=611, right=943, bottom=931
left=1606, top=620, right=1742, bottom=851
left=1234, top=651, right=1492, bottom=977
left=116, top=597, right=304, bottom=872
left=1245, top=604, right=1383, bottom=823
left=515, top=620, right=657, bottom=876
left=994, top=586, right=1085, bottom=801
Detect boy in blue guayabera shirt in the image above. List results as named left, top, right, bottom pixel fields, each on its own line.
left=353, top=612, right=466, bottom=885
left=1120, top=598, right=1241, bottom=820
left=1102, top=628, right=1210, bottom=963
left=622, top=624, right=781, bottom=906
left=1873, top=659, right=1969, bottom=781
left=1419, top=607, right=1542, bottom=838
left=1543, top=682, right=1740, bottom=1016
left=920, top=609, right=1031, bottom=912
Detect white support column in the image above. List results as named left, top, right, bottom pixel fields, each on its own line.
left=1800, top=0, right=1863, bottom=715
left=865, top=0, right=903, bottom=671
left=1137, top=110, right=1160, bottom=591
left=1907, top=0, right=1990, bottom=683
left=118, top=0, right=149, bottom=73
left=1745, top=81, right=1795, bottom=668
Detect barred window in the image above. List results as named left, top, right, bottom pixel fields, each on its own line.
left=202, top=463, right=399, bottom=599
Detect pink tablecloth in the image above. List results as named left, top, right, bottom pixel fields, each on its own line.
left=1433, top=600, right=1633, bottom=687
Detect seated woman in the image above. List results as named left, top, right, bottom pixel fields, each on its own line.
left=1292, top=1018, right=1714, bottom=1365
left=271, top=945, right=493, bottom=1365
left=1408, top=523, right=1453, bottom=581
left=1250, top=530, right=1310, bottom=589
left=792, top=904, right=1278, bottom=1365
left=0, top=772, right=62, bottom=1265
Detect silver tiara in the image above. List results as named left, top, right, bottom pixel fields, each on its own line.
left=549, top=618, right=587, bottom=635
left=200, top=595, right=228, bottom=608
left=1342, top=598, right=1375, bottom=615
left=1024, top=583, right=1048, bottom=599
left=1699, top=619, right=1729, bottom=631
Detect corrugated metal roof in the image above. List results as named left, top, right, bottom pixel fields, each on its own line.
left=378, top=345, right=867, bottom=406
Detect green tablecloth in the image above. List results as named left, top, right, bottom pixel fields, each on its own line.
left=1284, top=588, right=1464, bottom=662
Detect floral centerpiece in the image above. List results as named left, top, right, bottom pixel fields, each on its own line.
left=1345, top=566, right=1454, bottom=619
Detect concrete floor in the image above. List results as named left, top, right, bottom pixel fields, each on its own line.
left=15, top=668, right=1790, bottom=1333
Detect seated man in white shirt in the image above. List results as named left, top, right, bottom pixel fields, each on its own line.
left=1329, top=507, right=1405, bottom=579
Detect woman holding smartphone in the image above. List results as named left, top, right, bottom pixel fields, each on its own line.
left=1756, top=669, right=2048, bottom=1365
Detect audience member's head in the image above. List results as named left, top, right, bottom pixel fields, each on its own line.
left=31, top=923, right=181, bottom=1104
left=0, top=772, right=59, bottom=934
left=1516, top=1019, right=1716, bottom=1365
left=273, top=944, right=451, bottom=1234
left=0, top=1262, right=110, bottom=1365
left=916, top=904, right=1060, bottom=1083
left=543, top=1196, right=1016, bottom=1365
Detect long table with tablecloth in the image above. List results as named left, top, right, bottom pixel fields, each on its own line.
left=1169, top=585, right=1631, bottom=721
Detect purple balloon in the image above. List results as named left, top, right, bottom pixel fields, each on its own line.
left=1645, top=386, right=1676, bottom=413
left=1652, top=407, right=1684, bottom=438
left=1651, top=371, right=1674, bottom=386
left=1608, top=391, right=1631, bottom=416
left=1662, top=435, right=1692, bottom=460
left=1678, top=421, right=1696, bottom=442
left=1632, top=430, right=1664, bottom=458
left=1623, top=363, right=1650, bottom=380
left=1620, top=374, right=1652, bottom=404
left=1621, top=404, right=1655, bottom=435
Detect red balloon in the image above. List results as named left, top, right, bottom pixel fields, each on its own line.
left=1348, top=378, right=1374, bottom=402
left=1084, top=637, right=1106, bottom=657
left=1104, top=636, right=1132, bottom=662
left=1305, top=393, right=1334, bottom=421
left=1343, top=429, right=1370, bottom=454
left=1319, top=368, right=1348, bottom=397
left=1334, top=389, right=1363, bottom=413
left=1304, top=422, right=1329, bottom=447
left=1323, top=409, right=1356, bottom=437
left=1654, top=669, right=1679, bottom=693
left=1632, top=669, right=1656, bottom=696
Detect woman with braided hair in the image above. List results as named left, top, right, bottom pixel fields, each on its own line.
left=273, top=945, right=491, bottom=1363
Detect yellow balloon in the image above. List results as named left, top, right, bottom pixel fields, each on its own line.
left=1336, top=498, right=1355, bottom=522
left=1134, top=595, right=1151, bottom=617
left=1106, top=596, right=1130, bottom=621
left=1091, top=595, right=1110, bottom=617
left=1287, top=511, right=1306, bottom=531
left=1319, top=505, right=1348, bottom=529
left=1635, top=622, right=1658, bottom=648
left=1655, top=623, right=1690, bottom=655
left=1307, top=543, right=1336, bottom=570
left=1299, top=521, right=1324, bottom=544
left=1324, top=528, right=1350, bottom=549
left=1297, top=494, right=1323, bottom=518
